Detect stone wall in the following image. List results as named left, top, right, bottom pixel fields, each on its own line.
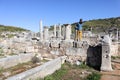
left=0, top=53, right=35, bottom=69
left=111, top=42, right=119, bottom=56
left=118, top=43, right=120, bottom=55
left=65, top=41, right=89, bottom=62
left=66, top=48, right=87, bottom=56
left=6, top=56, right=66, bottom=80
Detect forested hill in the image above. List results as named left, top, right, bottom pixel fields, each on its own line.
left=72, top=17, right=120, bottom=33
left=49, top=17, right=120, bottom=33
left=0, top=24, right=29, bottom=32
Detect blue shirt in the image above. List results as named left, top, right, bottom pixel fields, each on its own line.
left=75, top=23, right=82, bottom=30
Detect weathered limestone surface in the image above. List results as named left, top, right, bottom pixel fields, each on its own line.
left=83, top=31, right=92, bottom=37
left=6, top=56, right=67, bottom=80
left=61, top=26, right=66, bottom=39
left=118, top=43, right=120, bottom=55
left=40, top=20, right=43, bottom=41
left=54, top=25, right=56, bottom=37
left=43, top=27, right=49, bottom=41
left=58, top=24, right=61, bottom=38
left=101, top=35, right=113, bottom=71
left=60, top=40, right=73, bottom=48
left=50, top=50, right=59, bottom=55
left=66, top=48, right=87, bottom=57
left=0, top=53, right=35, bottom=69
left=0, top=37, right=38, bottom=55
left=25, top=46, right=35, bottom=53
left=111, top=42, right=119, bottom=56
left=50, top=40, right=60, bottom=48
left=65, top=25, right=71, bottom=40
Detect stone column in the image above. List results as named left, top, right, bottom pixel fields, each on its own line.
left=65, top=24, right=71, bottom=40
left=40, top=20, right=43, bottom=41
left=116, top=28, right=118, bottom=41
left=90, top=27, right=92, bottom=32
left=62, top=25, right=65, bottom=39
left=58, top=24, right=61, bottom=38
left=43, top=26, right=49, bottom=41
left=54, top=24, right=56, bottom=37
left=119, top=31, right=120, bottom=40
left=101, top=35, right=112, bottom=71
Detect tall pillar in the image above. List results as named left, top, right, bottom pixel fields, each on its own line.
left=65, top=24, right=71, bottom=40
left=118, top=30, right=120, bottom=40
left=116, top=28, right=118, bottom=41
left=40, top=20, right=43, bottom=41
left=43, top=26, right=49, bottom=41
left=58, top=24, right=61, bottom=38
left=101, top=35, right=112, bottom=71
left=54, top=24, right=56, bottom=37
left=62, top=25, right=66, bottom=39
left=90, top=27, right=92, bottom=32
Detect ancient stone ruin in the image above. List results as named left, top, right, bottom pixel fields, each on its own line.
left=0, top=20, right=120, bottom=79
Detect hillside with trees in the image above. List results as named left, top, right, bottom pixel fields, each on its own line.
left=72, top=17, right=120, bottom=33
left=49, top=17, right=120, bottom=34
left=0, top=24, right=29, bottom=32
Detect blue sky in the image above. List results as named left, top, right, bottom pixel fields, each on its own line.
left=0, top=0, right=120, bottom=32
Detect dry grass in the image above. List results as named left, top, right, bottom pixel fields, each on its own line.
left=0, top=59, right=48, bottom=79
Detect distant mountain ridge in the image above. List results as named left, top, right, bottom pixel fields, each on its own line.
left=0, top=24, right=29, bottom=32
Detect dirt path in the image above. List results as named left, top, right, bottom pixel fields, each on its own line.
left=101, top=75, right=120, bottom=80
left=101, top=60, right=120, bottom=80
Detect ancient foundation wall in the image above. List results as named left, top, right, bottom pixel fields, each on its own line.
left=66, top=48, right=87, bottom=56
left=6, top=56, right=66, bottom=80
left=118, top=43, right=120, bottom=55
left=0, top=53, right=35, bottom=69
left=111, top=42, right=119, bottom=56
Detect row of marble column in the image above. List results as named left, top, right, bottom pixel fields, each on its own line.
left=39, top=20, right=72, bottom=41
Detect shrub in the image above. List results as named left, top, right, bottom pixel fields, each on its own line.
left=111, top=56, right=120, bottom=60
left=73, top=62, right=90, bottom=69
left=0, top=53, right=4, bottom=56
left=86, top=72, right=101, bottom=80
left=31, top=55, right=40, bottom=64
left=0, top=67, right=4, bottom=74
left=111, top=56, right=116, bottom=59
left=79, top=63, right=90, bottom=69
left=9, top=53, right=17, bottom=56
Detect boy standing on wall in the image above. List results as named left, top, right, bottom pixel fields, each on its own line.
left=75, top=19, right=83, bottom=41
